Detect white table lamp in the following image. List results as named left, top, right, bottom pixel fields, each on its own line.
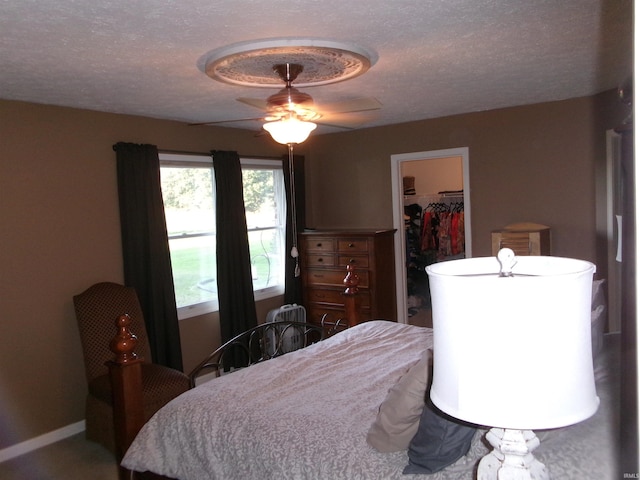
left=426, top=249, right=599, bottom=480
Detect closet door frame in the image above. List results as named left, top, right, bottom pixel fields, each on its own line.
left=390, top=147, right=471, bottom=324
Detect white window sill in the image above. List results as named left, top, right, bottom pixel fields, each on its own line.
left=177, top=285, right=285, bottom=320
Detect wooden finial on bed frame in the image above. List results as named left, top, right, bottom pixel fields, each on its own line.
left=342, top=263, right=361, bottom=327
left=110, top=314, right=140, bottom=363
left=107, top=314, right=145, bottom=480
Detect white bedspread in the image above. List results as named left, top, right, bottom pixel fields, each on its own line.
left=122, top=321, right=619, bottom=480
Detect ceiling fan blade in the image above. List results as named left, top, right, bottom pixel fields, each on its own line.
left=316, top=110, right=380, bottom=129
left=237, top=97, right=270, bottom=111
left=237, top=93, right=381, bottom=124
left=188, top=117, right=265, bottom=126
left=318, top=97, right=382, bottom=115
left=315, top=121, right=354, bottom=130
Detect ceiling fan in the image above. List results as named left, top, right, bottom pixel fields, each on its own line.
left=190, top=62, right=382, bottom=130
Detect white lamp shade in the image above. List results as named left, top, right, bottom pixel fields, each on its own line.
left=426, top=255, right=599, bottom=430
left=263, top=117, right=317, bottom=145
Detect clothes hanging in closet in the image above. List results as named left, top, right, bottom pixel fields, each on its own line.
left=420, top=202, right=465, bottom=261
left=404, top=202, right=433, bottom=312
left=404, top=199, right=465, bottom=314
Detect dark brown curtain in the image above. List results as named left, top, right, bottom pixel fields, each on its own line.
left=113, top=142, right=184, bottom=371
left=283, top=152, right=305, bottom=305
left=211, top=151, right=258, bottom=360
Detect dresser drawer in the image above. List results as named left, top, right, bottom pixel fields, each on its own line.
left=338, top=255, right=369, bottom=269
left=337, top=238, right=369, bottom=253
left=306, top=288, right=345, bottom=305
left=307, top=307, right=343, bottom=326
left=305, top=269, right=369, bottom=287
left=307, top=288, right=371, bottom=307
left=303, top=237, right=336, bottom=253
left=306, top=254, right=337, bottom=267
left=307, top=305, right=371, bottom=326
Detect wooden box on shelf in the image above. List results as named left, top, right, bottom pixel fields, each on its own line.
left=491, top=222, right=551, bottom=256
left=298, top=229, right=397, bottom=328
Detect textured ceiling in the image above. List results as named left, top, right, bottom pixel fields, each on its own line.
left=0, top=0, right=633, bottom=135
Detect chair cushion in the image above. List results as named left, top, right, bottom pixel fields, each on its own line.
left=89, top=363, right=190, bottom=415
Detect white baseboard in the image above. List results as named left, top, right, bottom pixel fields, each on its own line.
left=0, top=420, right=85, bottom=463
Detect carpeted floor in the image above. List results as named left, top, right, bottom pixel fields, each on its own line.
left=0, top=433, right=118, bottom=480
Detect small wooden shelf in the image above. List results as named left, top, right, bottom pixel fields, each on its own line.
left=491, top=223, right=551, bottom=256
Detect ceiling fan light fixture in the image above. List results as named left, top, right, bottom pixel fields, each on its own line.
left=263, top=117, right=317, bottom=145
left=195, top=38, right=380, bottom=132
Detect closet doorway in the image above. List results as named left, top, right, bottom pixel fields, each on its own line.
left=390, top=147, right=472, bottom=324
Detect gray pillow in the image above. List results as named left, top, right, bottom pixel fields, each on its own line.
left=403, top=403, right=477, bottom=474
left=366, top=349, right=431, bottom=452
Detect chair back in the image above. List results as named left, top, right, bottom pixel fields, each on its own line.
left=74, top=282, right=153, bottom=383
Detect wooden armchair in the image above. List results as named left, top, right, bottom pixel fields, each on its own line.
left=73, top=282, right=190, bottom=455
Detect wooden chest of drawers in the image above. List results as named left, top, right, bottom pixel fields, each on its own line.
left=299, top=229, right=397, bottom=327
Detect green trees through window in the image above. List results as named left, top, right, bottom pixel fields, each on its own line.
left=160, top=155, right=286, bottom=317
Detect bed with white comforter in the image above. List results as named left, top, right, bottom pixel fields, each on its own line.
left=122, top=320, right=619, bottom=480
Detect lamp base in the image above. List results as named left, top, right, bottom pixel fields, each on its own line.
left=478, top=428, right=549, bottom=480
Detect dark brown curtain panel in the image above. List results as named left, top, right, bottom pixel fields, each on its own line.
left=283, top=152, right=305, bottom=305
left=113, top=142, right=184, bottom=371
left=211, top=150, right=258, bottom=366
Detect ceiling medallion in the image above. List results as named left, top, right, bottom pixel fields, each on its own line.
left=198, top=37, right=378, bottom=88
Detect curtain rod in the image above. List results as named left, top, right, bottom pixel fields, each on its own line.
left=159, top=148, right=281, bottom=160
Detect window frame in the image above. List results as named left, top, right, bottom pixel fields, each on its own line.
left=159, top=153, right=286, bottom=320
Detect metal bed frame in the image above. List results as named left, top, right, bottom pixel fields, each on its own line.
left=188, top=320, right=327, bottom=387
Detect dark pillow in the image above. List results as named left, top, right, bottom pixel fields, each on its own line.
left=403, top=402, right=477, bottom=474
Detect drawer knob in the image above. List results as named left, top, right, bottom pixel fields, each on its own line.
left=349, top=258, right=356, bottom=264
left=317, top=258, right=324, bottom=263
left=316, top=243, right=323, bottom=247
left=348, top=243, right=355, bottom=248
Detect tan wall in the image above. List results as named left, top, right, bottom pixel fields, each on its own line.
left=401, top=156, right=463, bottom=196
left=0, top=99, right=298, bottom=449
left=305, top=91, right=627, bottom=270
left=0, top=90, right=627, bottom=450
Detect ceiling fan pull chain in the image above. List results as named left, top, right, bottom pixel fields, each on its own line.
left=288, top=143, right=301, bottom=277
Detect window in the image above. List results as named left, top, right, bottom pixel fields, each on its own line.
left=159, top=153, right=286, bottom=319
